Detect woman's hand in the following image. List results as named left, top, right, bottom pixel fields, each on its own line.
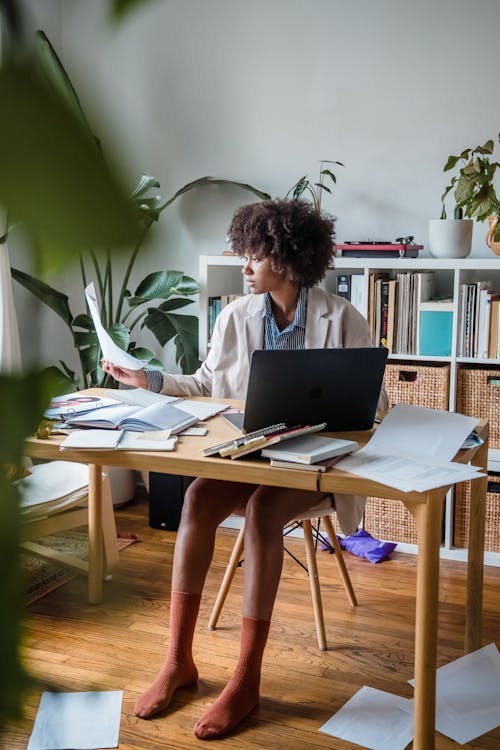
left=101, top=360, right=148, bottom=389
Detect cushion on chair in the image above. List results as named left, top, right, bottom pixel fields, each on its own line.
left=16, top=462, right=90, bottom=519
left=292, top=494, right=334, bottom=522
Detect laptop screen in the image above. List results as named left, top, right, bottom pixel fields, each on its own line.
left=242, top=347, right=388, bottom=433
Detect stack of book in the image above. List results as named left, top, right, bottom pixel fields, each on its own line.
left=262, top=433, right=359, bottom=471
left=458, top=281, right=500, bottom=358
left=208, top=294, right=243, bottom=341
left=203, top=422, right=352, bottom=468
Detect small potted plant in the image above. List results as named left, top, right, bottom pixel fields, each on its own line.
left=429, top=135, right=500, bottom=258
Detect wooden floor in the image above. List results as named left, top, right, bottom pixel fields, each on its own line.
left=3, top=494, right=500, bottom=750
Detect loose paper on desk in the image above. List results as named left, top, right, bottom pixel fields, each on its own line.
left=337, top=404, right=484, bottom=492
left=85, top=282, right=147, bottom=370
left=27, top=690, right=122, bottom=750
left=319, top=685, right=414, bottom=750
left=409, top=642, right=500, bottom=744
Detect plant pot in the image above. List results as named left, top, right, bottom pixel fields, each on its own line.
left=428, top=219, right=473, bottom=259
left=486, top=215, right=500, bottom=256
left=105, top=466, right=137, bottom=507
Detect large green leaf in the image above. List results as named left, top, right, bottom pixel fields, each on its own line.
left=35, top=31, right=93, bottom=136
left=143, top=308, right=200, bottom=374
left=11, top=268, right=73, bottom=326
left=127, top=271, right=200, bottom=306
left=158, top=176, right=271, bottom=212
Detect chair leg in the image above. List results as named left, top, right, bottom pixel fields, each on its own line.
left=208, top=522, right=245, bottom=630
left=322, top=514, right=357, bottom=607
left=302, top=518, right=327, bottom=651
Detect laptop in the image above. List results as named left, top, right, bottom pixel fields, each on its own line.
left=226, top=347, right=388, bottom=433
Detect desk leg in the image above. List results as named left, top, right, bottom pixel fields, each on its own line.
left=465, top=432, right=488, bottom=654
left=404, top=491, right=445, bottom=750
left=88, top=463, right=104, bottom=604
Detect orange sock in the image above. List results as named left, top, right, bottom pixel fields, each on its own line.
left=194, top=617, right=270, bottom=739
left=134, top=591, right=201, bottom=719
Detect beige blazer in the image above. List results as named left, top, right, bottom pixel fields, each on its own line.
left=161, top=287, right=388, bottom=534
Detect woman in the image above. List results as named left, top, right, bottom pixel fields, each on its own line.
left=103, top=199, right=387, bottom=739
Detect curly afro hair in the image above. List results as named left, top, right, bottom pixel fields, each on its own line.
left=227, top=199, right=334, bottom=288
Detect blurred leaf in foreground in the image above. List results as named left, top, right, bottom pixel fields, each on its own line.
left=0, top=369, right=55, bottom=724
left=0, top=62, right=140, bottom=269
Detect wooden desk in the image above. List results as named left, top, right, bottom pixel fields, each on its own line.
left=25, top=397, right=489, bottom=750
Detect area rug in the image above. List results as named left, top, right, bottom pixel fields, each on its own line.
left=22, top=530, right=140, bottom=605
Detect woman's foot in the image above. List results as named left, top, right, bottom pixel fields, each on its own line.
left=134, top=660, right=198, bottom=718
left=193, top=675, right=259, bottom=739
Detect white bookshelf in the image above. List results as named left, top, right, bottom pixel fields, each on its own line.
left=199, top=254, right=500, bottom=565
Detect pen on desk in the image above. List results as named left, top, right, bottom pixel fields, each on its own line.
left=219, top=435, right=267, bottom=457
left=115, top=429, right=126, bottom=447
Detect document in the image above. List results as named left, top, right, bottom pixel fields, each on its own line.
left=319, top=685, right=414, bottom=750
left=28, top=690, right=122, bottom=750
left=60, top=428, right=177, bottom=451
left=337, top=404, right=484, bottom=492
left=85, top=282, right=147, bottom=370
left=409, top=642, right=500, bottom=744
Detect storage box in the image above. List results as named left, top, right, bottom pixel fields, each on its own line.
left=456, top=367, right=500, bottom=448
left=419, top=301, right=453, bottom=356
left=454, top=474, right=500, bottom=552
left=383, top=362, right=450, bottom=411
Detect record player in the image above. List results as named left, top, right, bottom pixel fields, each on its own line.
left=334, top=236, right=422, bottom=258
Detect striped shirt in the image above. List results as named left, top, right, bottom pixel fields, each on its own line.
left=146, top=286, right=308, bottom=393
left=263, top=286, right=307, bottom=351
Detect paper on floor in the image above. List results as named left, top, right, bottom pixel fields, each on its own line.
left=409, top=642, right=500, bottom=744
left=27, top=690, right=122, bottom=750
left=319, top=685, right=413, bottom=750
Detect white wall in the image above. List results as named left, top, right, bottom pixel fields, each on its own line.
left=11, top=0, right=500, bottom=373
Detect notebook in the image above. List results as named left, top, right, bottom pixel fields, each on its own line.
left=235, top=347, right=388, bottom=433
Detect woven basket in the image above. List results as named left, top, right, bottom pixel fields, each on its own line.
left=384, top=362, right=450, bottom=410
left=454, top=474, right=500, bottom=552
left=456, top=368, right=500, bottom=448
left=363, top=497, right=418, bottom=544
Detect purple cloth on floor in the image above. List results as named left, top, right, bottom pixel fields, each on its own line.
left=322, top=529, right=396, bottom=563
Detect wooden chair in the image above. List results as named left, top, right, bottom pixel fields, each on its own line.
left=17, top=461, right=119, bottom=600
left=208, top=495, right=357, bottom=650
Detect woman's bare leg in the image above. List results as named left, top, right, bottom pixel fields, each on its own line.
left=194, top=486, right=325, bottom=738
left=134, top=478, right=256, bottom=719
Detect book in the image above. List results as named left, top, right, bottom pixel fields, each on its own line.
left=336, top=274, right=351, bottom=300
left=268, top=454, right=346, bottom=472
left=488, top=296, right=500, bottom=358
left=60, top=429, right=178, bottom=451
left=419, top=300, right=453, bottom=356
left=64, top=402, right=199, bottom=434
left=224, top=424, right=329, bottom=460
left=386, top=278, right=398, bottom=353
left=261, top=434, right=359, bottom=464
left=350, top=274, right=367, bottom=317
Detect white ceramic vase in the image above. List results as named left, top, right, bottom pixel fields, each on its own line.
left=428, top=219, right=473, bottom=259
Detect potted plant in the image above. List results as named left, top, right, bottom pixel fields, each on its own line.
left=286, top=159, right=344, bottom=215
left=429, top=135, right=500, bottom=258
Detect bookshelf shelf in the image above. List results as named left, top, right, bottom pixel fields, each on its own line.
left=198, top=254, right=500, bottom=566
